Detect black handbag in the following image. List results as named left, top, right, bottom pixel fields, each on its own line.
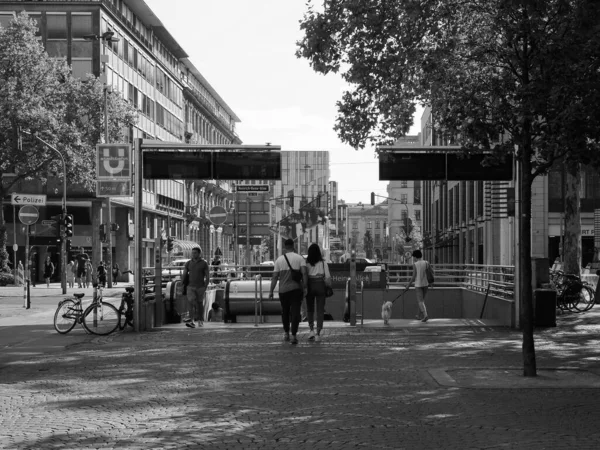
left=323, top=261, right=334, bottom=297
left=284, top=254, right=303, bottom=283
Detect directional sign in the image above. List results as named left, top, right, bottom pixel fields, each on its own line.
left=97, top=180, right=131, bottom=197
left=235, top=184, right=270, bottom=192
left=18, top=205, right=39, bottom=226
left=208, top=206, right=228, bottom=225
left=11, top=193, right=46, bottom=206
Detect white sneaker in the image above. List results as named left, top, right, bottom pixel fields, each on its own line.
left=308, top=329, right=315, bottom=340
left=315, top=334, right=321, bottom=342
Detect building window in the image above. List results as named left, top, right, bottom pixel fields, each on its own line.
left=415, top=210, right=421, bottom=221
left=400, top=194, right=408, bottom=204
left=375, top=220, right=380, bottom=229
left=352, top=221, right=358, bottom=230
left=46, top=13, right=67, bottom=59
left=375, top=233, right=380, bottom=244
left=367, top=221, right=372, bottom=229
left=401, top=181, right=408, bottom=188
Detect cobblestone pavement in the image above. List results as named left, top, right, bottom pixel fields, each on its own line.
left=1, top=292, right=600, bottom=449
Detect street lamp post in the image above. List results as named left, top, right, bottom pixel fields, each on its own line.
left=84, top=31, right=119, bottom=288
left=22, top=131, right=67, bottom=294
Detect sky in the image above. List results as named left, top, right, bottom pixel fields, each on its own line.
left=145, top=0, right=423, bottom=204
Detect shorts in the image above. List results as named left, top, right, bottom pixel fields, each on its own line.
left=77, top=267, right=86, bottom=278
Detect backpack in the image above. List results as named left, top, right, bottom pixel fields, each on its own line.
left=425, top=261, right=435, bottom=284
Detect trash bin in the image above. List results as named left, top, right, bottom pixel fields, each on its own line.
left=534, top=288, right=557, bottom=327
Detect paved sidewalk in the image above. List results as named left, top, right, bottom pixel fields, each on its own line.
left=1, top=286, right=600, bottom=449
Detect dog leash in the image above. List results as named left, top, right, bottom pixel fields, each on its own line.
left=390, top=289, right=409, bottom=304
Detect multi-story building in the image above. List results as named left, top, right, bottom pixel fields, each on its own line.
left=386, top=135, right=423, bottom=262
left=0, top=0, right=241, bottom=281
left=346, top=202, right=388, bottom=261
left=270, top=151, right=330, bottom=256
left=418, top=105, right=600, bottom=267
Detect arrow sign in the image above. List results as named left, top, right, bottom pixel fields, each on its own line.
left=11, top=193, right=47, bottom=206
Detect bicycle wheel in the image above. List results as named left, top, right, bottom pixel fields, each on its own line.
left=82, top=302, right=120, bottom=335
left=54, top=299, right=78, bottom=334
left=561, top=284, right=580, bottom=311
left=574, top=286, right=596, bottom=312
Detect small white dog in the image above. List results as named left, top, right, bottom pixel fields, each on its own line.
left=381, top=301, right=393, bottom=325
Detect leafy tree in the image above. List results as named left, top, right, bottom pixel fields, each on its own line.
left=0, top=13, right=137, bottom=272
left=297, top=0, right=600, bottom=376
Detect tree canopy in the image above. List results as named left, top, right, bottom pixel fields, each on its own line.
left=297, top=0, right=600, bottom=377
left=0, top=12, right=137, bottom=272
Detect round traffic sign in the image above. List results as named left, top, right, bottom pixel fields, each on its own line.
left=18, top=205, right=39, bottom=226
left=12, top=244, right=18, bottom=252
left=208, top=205, right=227, bottom=225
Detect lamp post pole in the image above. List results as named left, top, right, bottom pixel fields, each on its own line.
left=22, top=132, right=67, bottom=294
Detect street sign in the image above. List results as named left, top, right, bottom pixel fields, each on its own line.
left=12, top=244, right=18, bottom=252
left=208, top=206, right=228, bottom=225
left=18, top=205, right=39, bottom=226
left=96, top=144, right=132, bottom=180
left=235, top=184, right=270, bottom=192
left=97, top=180, right=132, bottom=197
left=11, top=193, right=46, bottom=206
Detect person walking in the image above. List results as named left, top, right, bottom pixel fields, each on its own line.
left=268, top=238, right=308, bottom=345
left=404, top=249, right=433, bottom=322
left=181, top=246, right=210, bottom=329
left=97, top=261, right=107, bottom=288
left=43, top=256, right=54, bottom=288
left=112, top=262, right=120, bottom=286
left=305, top=243, right=332, bottom=342
left=75, top=248, right=89, bottom=288
left=66, top=260, right=76, bottom=289
left=85, top=260, right=94, bottom=288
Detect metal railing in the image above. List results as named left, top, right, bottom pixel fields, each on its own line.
left=386, top=263, right=515, bottom=300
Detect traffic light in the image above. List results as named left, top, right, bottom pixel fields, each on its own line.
left=64, top=214, right=73, bottom=237
left=167, top=236, right=174, bottom=252
left=288, top=191, right=294, bottom=209
left=66, top=239, right=72, bottom=255
left=99, top=224, right=106, bottom=242
left=370, top=192, right=375, bottom=205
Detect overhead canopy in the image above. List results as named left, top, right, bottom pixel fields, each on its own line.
left=171, top=239, right=202, bottom=259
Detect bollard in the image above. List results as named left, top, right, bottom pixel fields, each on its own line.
left=23, top=279, right=27, bottom=308
left=93, top=284, right=98, bottom=327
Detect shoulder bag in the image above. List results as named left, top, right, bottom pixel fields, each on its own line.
left=323, top=261, right=334, bottom=297
left=284, top=254, right=303, bottom=283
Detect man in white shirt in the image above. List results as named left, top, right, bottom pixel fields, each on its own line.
left=269, top=239, right=308, bottom=344
left=404, top=249, right=432, bottom=322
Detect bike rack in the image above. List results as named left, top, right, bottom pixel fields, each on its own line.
left=254, top=274, right=263, bottom=327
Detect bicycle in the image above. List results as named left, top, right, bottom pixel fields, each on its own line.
left=53, top=284, right=120, bottom=335
left=550, top=270, right=596, bottom=312
left=118, top=286, right=135, bottom=330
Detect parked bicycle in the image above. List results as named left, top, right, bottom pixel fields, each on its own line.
left=53, top=284, right=120, bottom=335
left=550, top=270, right=596, bottom=312
left=118, top=286, right=135, bottom=330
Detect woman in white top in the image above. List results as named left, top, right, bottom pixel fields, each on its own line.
left=404, top=249, right=432, bottom=322
left=305, top=243, right=332, bottom=341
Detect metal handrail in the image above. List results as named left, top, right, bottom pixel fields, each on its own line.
left=254, top=274, right=263, bottom=327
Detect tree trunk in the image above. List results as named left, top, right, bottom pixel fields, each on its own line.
left=0, top=189, right=9, bottom=273
left=520, top=140, right=537, bottom=377
left=563, top=161, right=582, bottom=276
